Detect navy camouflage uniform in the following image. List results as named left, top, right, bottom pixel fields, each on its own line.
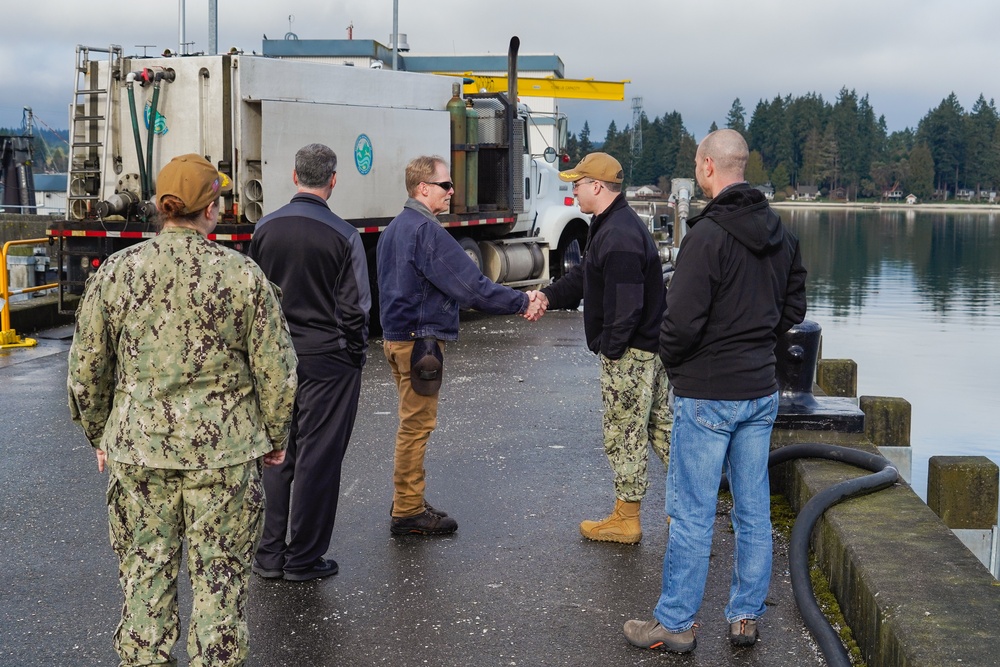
left=68, top=227, right=297, bottom=666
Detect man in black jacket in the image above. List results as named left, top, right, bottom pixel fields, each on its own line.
left=537, top=152, right=671, bottom=544
left=624, top=129, right=806, bottom=653
left=249, top=143, right=371, bottom=581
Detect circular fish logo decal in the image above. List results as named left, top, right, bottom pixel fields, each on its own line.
left=354, top=134, right=373, bottom=175
left=143, top=100, right=168, bottom=135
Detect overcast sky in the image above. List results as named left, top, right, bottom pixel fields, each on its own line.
left=3, top=0, right=998, bottom=141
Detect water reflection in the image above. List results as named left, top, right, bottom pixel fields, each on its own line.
left=780, top=208, right=1000, bottom=502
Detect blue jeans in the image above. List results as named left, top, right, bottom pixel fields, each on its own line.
left=653, top=392, right=778, bottom=632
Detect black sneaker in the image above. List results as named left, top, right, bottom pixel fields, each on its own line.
left=283, top=558, right=339, bottom=582
left=251, top=560, right=283, bottom=580
left=390, top=509, right=458, bottom=536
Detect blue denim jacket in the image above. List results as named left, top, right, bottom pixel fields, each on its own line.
left=376, top=199, right=528, bottom=341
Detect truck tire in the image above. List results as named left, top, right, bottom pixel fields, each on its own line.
left=552, top=228, right=586, bottom=280
left=458, top=236, right=483, bottom=272
left=550, top=226, right=587, bottom=310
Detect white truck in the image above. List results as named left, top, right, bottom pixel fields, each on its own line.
left=50, top=38, right=589, bottom=329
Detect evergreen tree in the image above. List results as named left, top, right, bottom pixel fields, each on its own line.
left=785, top=93, right=829, bottom=185
left=991, top=123, right=1000, bottom=189
left=745, top=150, right=769, bottom=186
left=800, top=127, right=824, bottom=186
left=579, top=121, right=593, bottom=155
left=917, top=93, right=965, bottom=195
left=563, top=132, right=580, bottom=169
left=963, top=95, right=998, bottom=193
left=725, top=98, right=746, bottom=134
left=771, top=163, right=790, bottom=192
left=908, top=143, right=935, bottom=198
left=818, top=124, right=841, bottom=192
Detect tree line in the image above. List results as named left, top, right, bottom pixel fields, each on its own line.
left=563, top=90, right=1000, bottom=201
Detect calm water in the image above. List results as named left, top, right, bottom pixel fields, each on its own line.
left=781, top=207, right=1000, bottom=502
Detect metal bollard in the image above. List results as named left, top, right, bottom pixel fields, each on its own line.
left=776, top=319, right=822, bottom=410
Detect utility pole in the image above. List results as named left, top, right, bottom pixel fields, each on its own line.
left=630, top=96, right=643, bottom=183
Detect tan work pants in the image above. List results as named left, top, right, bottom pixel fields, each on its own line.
left=384, top=340, right=443, bottom=517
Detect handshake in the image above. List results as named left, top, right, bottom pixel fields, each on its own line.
left=521, top=290, right=549, bottom=322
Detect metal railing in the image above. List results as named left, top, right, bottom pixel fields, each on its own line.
left=1, top=238, right=58, bottom=348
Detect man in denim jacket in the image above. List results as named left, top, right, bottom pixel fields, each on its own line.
left=377, top=155, right=544, bottom=536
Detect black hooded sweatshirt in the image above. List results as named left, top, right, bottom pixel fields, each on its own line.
left=660, top=183, right=807, bottom=399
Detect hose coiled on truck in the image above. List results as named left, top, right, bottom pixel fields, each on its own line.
left=723, top=443, right=899, bottom=667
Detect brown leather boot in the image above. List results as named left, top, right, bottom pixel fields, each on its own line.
left=580, top=499, right=642, bottom=544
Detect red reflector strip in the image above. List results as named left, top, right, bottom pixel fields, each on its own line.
left=47, top=229, right=157, bottom=239
left=356, top=217, right=514, bottom=234
left=439, top=217, right=515, bottom=229
left=47, top=229, right=253, bottom=242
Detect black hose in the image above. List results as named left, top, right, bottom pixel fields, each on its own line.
left=722, top=443, right=899, bottom=667
left=126, top=82, right=148, bottom=200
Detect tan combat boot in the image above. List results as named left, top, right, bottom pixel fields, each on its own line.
left=580, top=499, right=642, bottom=544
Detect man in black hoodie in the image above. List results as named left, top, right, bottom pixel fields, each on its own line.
left=624, top=130, right=807, bottom=653
left=537, top=152, right=671, bottom=545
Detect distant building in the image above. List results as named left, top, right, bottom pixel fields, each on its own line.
left=883, top=189, right=903, bottom=199
left=956, top=188, right=975, bottom=201
left=792, top=185, right=819, bottom=201
left=32, top=173, right=67, bottom=215
left=754, top=183, right=774, bottom=200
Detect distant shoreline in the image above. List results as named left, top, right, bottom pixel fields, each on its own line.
left=768, top=200, right=1000, bottom=213
left=630, top=198, right=1000, bottom=214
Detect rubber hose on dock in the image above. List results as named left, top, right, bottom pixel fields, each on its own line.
left=721, top=443, right=899, bottom=667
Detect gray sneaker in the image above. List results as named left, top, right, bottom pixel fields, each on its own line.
left=729, top=618, right=758, bottom=647
left=623, top=619, right=696, bottom=653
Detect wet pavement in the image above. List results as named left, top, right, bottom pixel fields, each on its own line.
left=0, top=311, right=826, bottom=666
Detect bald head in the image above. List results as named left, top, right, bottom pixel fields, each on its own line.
left=695, top=129, right=749, bottom=197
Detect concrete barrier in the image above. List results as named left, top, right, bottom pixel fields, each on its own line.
left=772, top=401, right=1000, bottom=666
left=817, top=358, right=858, bottom=397
left=927, top=456, right=999, bottom=530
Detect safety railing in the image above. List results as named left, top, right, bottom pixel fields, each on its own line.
left=1, top=238, right=58, bottom=349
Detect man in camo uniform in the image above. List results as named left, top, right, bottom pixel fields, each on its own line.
left=68, top=153, right=298, bottom=666
left=536, top=152, right=671, bottom=544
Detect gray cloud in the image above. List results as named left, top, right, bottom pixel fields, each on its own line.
left=3, top=0, right=998, bottom=140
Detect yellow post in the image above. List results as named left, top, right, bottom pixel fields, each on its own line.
left=1, top=238, right=56, bottom=349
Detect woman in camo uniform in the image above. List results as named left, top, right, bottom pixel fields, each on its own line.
left=68, top=154, right=298, bottom=666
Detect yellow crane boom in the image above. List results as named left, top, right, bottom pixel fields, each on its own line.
left=447, top=73, right=630, bottom=101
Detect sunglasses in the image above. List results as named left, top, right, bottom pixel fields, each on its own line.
left=425, top=181, right=454, bottom=191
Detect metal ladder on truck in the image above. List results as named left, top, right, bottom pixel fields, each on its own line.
left=58, top=44, right=122, bottom=312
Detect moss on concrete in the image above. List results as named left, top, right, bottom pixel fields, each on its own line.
left=777, top=454, right=1000, bottom=666
left=817, top=359, right=858, bottom=397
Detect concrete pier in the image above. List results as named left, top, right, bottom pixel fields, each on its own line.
left=0, top=313, right=826, bottom=667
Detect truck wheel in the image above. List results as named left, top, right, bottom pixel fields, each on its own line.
left=552, top=229, right=586, bottom=279
left=458, top=236, right=483, bottom=273
left=550, top=228, right=587, bottom=309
